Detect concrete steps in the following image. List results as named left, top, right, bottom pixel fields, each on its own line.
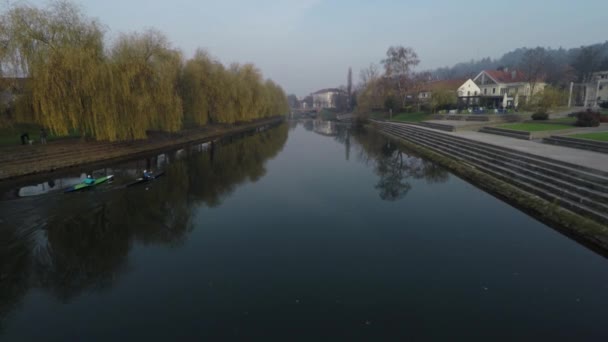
left=388, top=121, right=608, bottom=180
left=544, top=136, right=608, bottom=154
left=371, top=120, right=608, bottom=225
left=479, top=126, right=531, bottom=140
left=382, top=126, right=608, bottom=206
left=386, top=123, right=608, bottom=189
left=407, top=121, right=455, bottom=132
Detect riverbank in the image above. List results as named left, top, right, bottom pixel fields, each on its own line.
left=370, top=121, right=608, bottom=253
left=0, top=116, right=284, bottom=183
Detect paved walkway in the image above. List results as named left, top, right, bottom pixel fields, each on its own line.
left=448, top=129, right=608, bottom=172
left=424, top=120, right=489, bottom=130
left=0, top=117, right=283, bottom=182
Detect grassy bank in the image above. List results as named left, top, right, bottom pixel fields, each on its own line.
left=370, top=123, right=608, bottom=252
left=391, top=112, right=431, bottom=122
left=547, top=117, right=577, bottom=124
left=0, top=123, right=80, bottom=146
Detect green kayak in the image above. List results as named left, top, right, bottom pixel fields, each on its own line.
left=64, top=175, right=114, bottom=193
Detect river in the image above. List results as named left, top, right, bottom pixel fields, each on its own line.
left=0, top=121, right=607, bottom=341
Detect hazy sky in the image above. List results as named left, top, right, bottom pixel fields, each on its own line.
left=21, top=0, right=608, bottom=96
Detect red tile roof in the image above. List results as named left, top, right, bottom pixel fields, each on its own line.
left=483, top=70, right=528, bottom=83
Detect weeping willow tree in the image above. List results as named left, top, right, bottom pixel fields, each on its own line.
left=0, top=1, right=288, bottom=141
left=181, top=49, right=289, bottom=125
left=107, top=29, right=183, bottom=139
left=180, top=50, right=214, bottom=126
left=2, top=1, right=109, bottom=137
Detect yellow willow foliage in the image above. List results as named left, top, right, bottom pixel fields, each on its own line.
left=1, top=1, right=288, bottom=141
left=262, top=79, right=289, bottom=117
left=108, top=30, right=183, bottom=140
left=182, top=49, right=288, bottom=125
left=207, top=62, right=237, bottom=124
left=230, top=63, right=262, bottom=122
left=28, top=47, right=110, bottom=138
left=180, top=50, right=214, bottom=126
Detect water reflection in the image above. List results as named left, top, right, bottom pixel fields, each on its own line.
left=351, top=127, right=450, bottom=201
left=2, top=121, right=607, bottom=340
left=312, top=120, right=338, bottom=136
left=0, top=123, right=288, bottom=331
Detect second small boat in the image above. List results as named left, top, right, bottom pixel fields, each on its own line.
left=126, top=171, right=165, bottom=187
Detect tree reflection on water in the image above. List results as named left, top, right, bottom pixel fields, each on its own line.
left=0, top=121, right=447, bottom=332
left=0, top=123, right=288, bottom=330
left=351, top=127, right=449, bottom=201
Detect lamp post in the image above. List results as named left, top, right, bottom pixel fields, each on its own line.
left=568, top=82, right=574, bottom=108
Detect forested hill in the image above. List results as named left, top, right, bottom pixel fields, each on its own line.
left=431, top=41, right=608, bottom=86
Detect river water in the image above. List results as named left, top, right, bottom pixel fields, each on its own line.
left=1, top=121, right=607, bottom=341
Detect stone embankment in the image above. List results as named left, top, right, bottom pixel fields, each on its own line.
left=371, top=120, right=608, bottom=249
left=0, top=117, right=283, bottom=182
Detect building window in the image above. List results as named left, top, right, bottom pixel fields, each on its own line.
left=467, top=91, right=470, bottom=96
left=493, top=88, right=496, bottom=94
left=484, top=88, right=487, bottom=95
left=600, top=85, right=604, bottom=90
left=500, top=88, right=507, bottom=95
left=474, top=91, right=478, bottom=95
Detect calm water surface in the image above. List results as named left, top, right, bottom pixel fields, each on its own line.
left=1, top=121, right=607, bottom=341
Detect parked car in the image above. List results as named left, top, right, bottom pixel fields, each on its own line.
left=472, top=107, right=486, bottom=114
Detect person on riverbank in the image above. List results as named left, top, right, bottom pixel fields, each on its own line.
left=20, top=132, right=29, bottom=145
left=40, top=128, right=48, bottom=144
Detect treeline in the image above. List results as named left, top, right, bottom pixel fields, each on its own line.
left=431, top=42, right=608, bottom=85
left=0, top=1, right=288, bottom=141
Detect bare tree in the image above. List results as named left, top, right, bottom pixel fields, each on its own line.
left=573, top=46, right=601, bottom=83
left=381, top=46, right=420, bottom=107
left=359, top=63, right=379, bottom=88
left=519, top=47, right=549, bottom=96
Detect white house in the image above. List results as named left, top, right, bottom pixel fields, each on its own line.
left=311, top=88, right=345, bottom=109
left=584, top=70, right=608, bottom=108
left=457, top=79, right=482, bottom=105
left=473, top=69, right=546, bottom=108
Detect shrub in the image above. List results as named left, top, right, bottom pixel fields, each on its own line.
left=575, top=110, right=601, bottom=127
left=531, top=112, right=548, bottom=120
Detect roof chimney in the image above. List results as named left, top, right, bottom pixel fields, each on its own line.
left=511, top=70, right=517, bottom=80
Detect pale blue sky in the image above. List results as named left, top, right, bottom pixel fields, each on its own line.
left=19, top=0, right=608, bottom=96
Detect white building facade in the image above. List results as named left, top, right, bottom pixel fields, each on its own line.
left=311, top=88, right=344, bottom=109
left=584, top=71, right=608, bottom=108
left=473, top=69, right=546, bottom=108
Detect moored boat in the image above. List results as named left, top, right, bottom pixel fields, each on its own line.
left=126, top=171, right=165, bottom=187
